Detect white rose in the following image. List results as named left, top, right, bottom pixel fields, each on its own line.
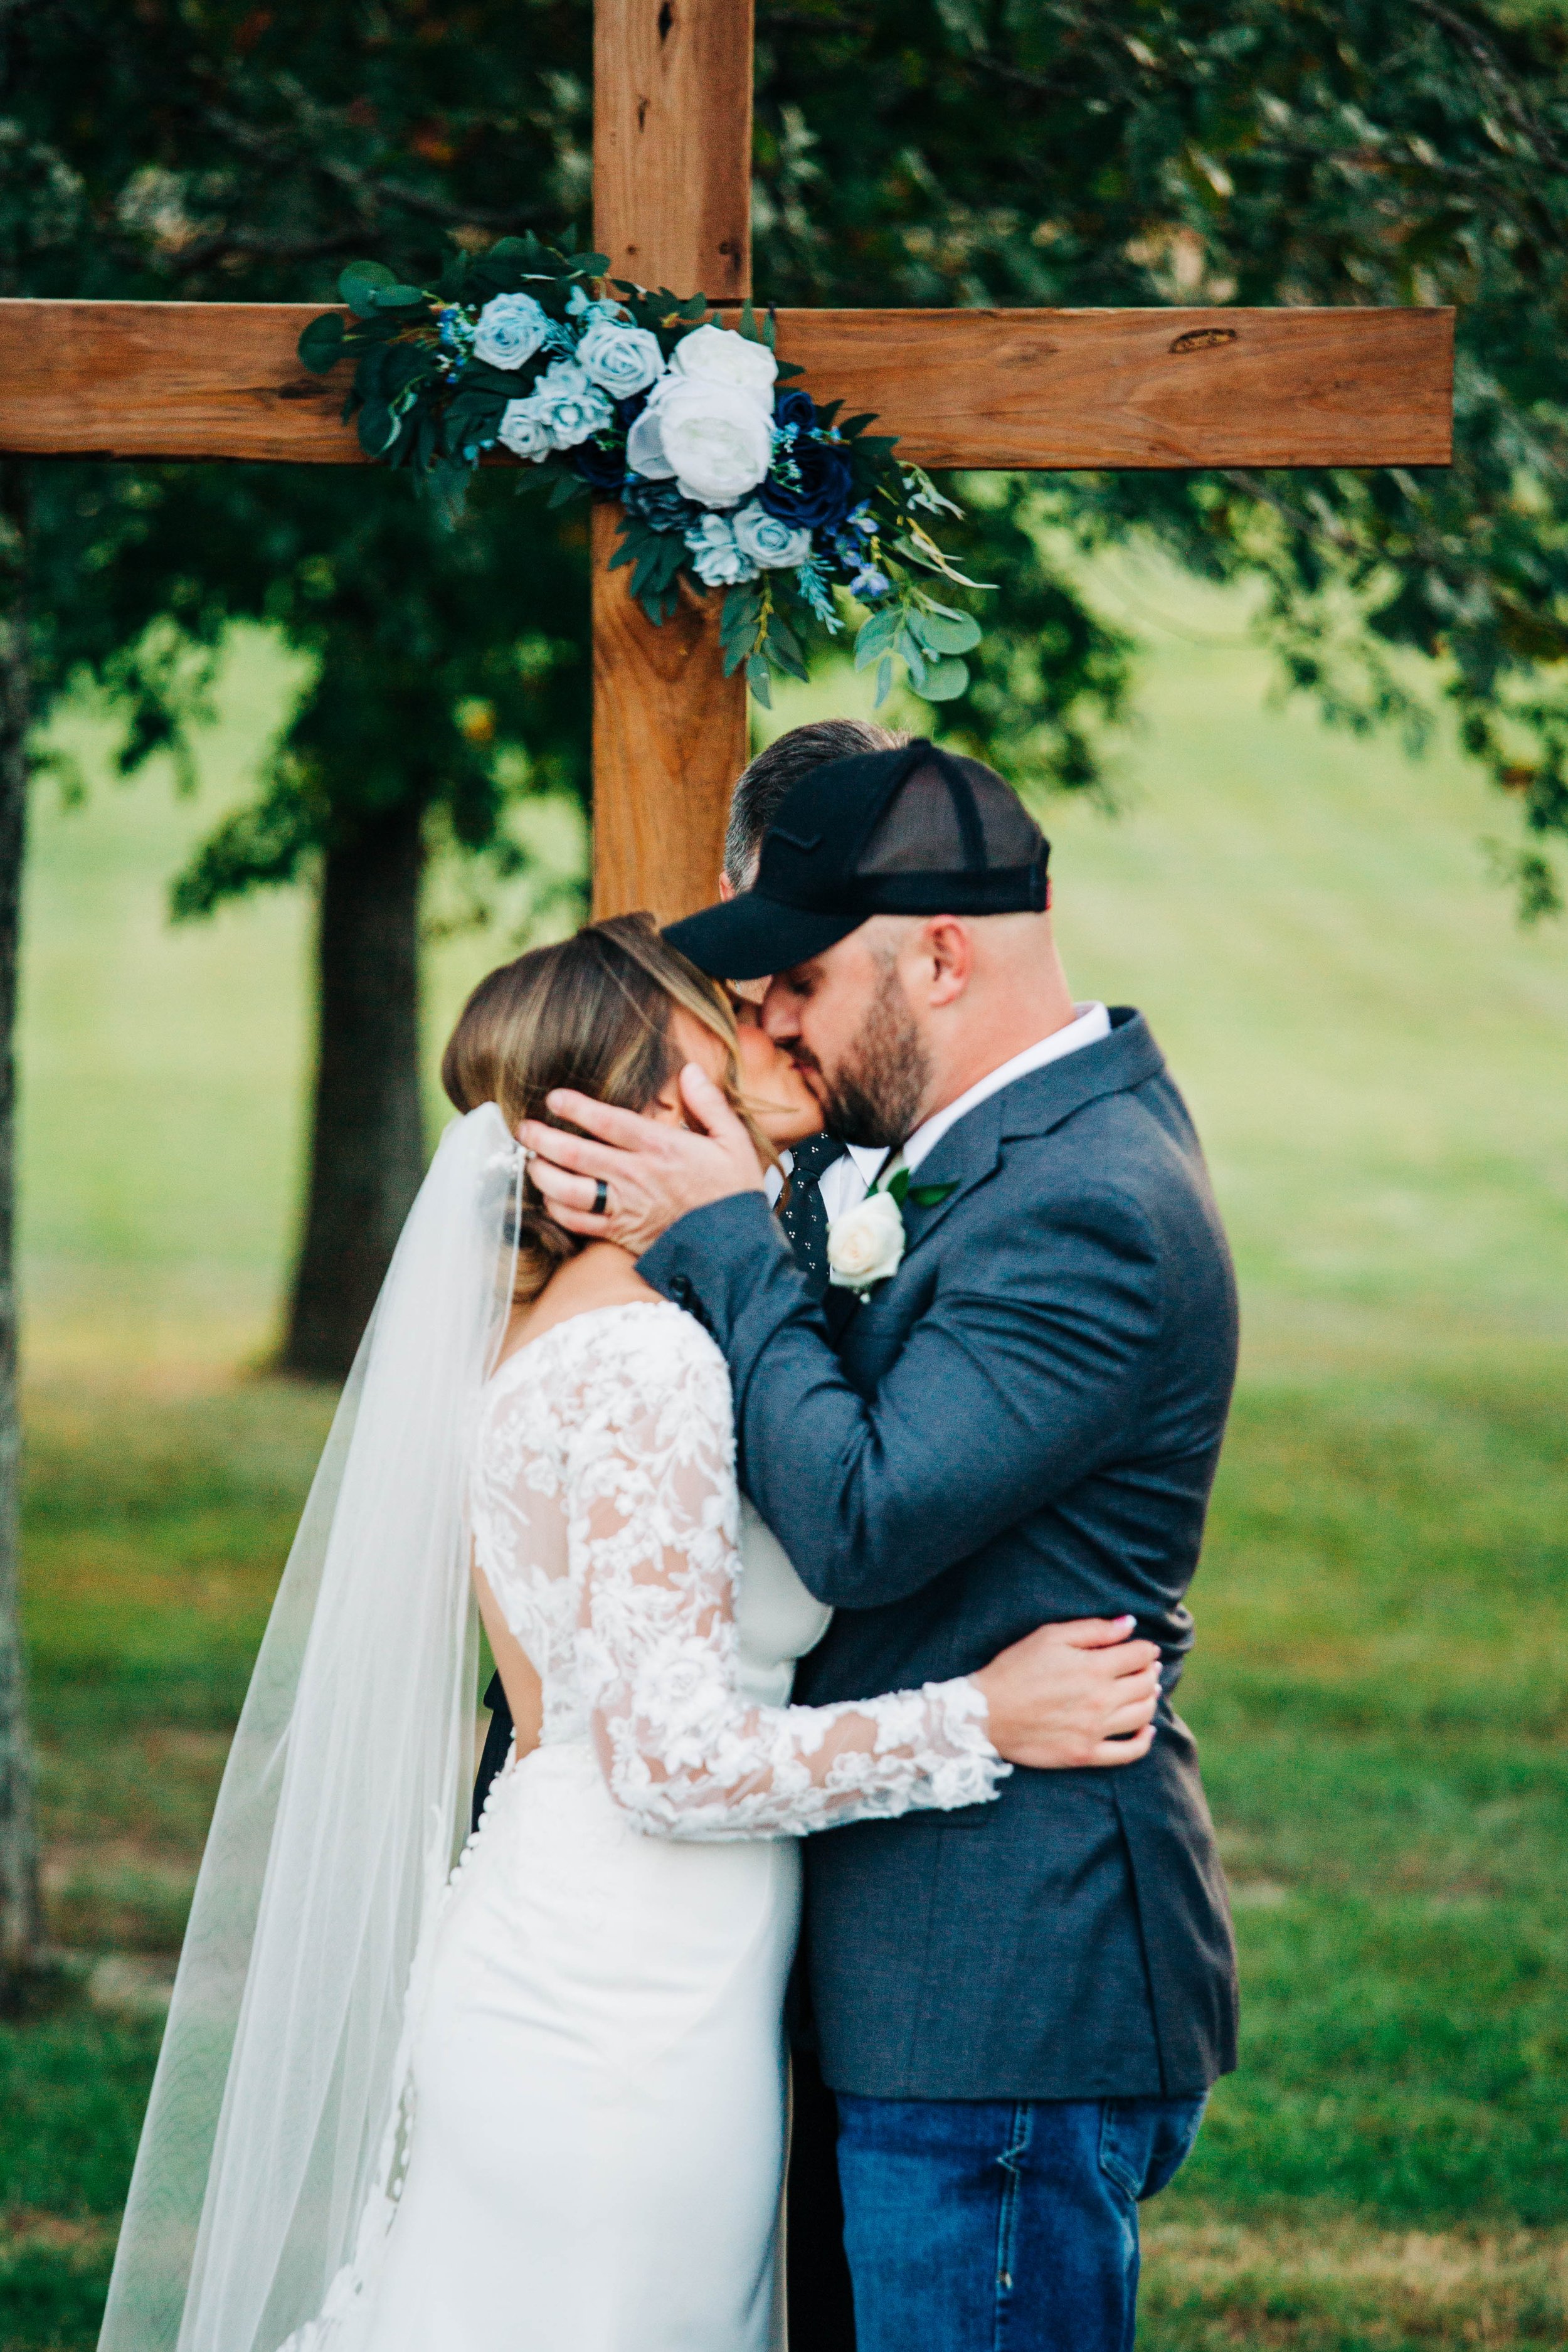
left=684, top=513, right=760, bottom=588
left=733, top=502, right=813, bottom=569
left=669, top=322, right=778, bottom=410
left=627, top=376, right=773, bottom=508
left=826, top=1191, right=906, bottom=1292
left=496, top=396, right=553, bottom=462
left=472, top=292, right=550, bottom=371
left=576, top=315, right=667, bottom=398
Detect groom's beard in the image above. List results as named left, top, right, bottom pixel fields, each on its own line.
left=795, top=962, right=931, bottom=1149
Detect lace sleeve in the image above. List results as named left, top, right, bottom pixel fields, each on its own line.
left=568, top=1317, right=1009, bottom=1841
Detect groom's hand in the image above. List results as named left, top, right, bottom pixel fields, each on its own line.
left=972, top=1618, right=1163, bottom=1770
left=519, top=1064, right=765, bottom=1256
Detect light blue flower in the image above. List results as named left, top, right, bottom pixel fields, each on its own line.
left=567, top=285, right=628, bottom=322
left=577, top=316, right=667, bottom=400
left=684, top=514, right=761, bottom=588
left=472, top=292, right=551, bottom=371
left=438, top=305, right=475, bottom=354
left=496, top=397, right=553, bottom=463
left=733, top=502, right=813, bottom=571
left=849, top=502, right=878, bottom=536
left=849, top=564, right=891, bottom=600
left=529, top=358, right=614, bottom=448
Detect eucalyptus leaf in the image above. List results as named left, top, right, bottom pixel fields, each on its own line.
left=874, top=655, right=894, bottom=709
left=296, top=313, right=346, bottom=374
left=918, top=656, right=970, bottom=701
left=913, top=610, right=982, bottom=655
left=746, top=655, right=773, bottom=708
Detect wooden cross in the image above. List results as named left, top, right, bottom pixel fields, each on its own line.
left=0, top=0, right=1451, bottom=925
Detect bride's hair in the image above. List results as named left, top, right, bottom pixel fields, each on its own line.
left=442, top=912, right=768, bottom=1305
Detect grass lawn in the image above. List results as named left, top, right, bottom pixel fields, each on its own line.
left=4, top=571, right=1565, bottom=2348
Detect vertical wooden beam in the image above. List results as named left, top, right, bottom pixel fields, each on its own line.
left=591, top=0, right=754, bottom=920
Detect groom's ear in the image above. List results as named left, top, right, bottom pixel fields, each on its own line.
left=924, top=916, right=975, bottom=1007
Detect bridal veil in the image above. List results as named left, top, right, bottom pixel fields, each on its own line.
left=98, top=1105, right=521, bottom=2352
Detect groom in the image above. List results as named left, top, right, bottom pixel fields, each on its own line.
left=521, top=737, right=1241, bottom=2351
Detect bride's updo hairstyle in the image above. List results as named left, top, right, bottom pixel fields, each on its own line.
left=442, top=912, right=767, bottom=1306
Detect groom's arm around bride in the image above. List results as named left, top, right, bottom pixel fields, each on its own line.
left=524, top=737, right=1240, bottom=2352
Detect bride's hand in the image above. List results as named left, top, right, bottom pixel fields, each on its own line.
left=970, top=1618, right=1162, bottom=1769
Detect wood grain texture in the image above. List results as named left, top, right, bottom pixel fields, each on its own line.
left=591, top=0, right=751, bottom=919
left=594, top=0, right=755, bottom=300
left=753, top=305, right=1456, bottom=469
left=0, top=302, right=1453, bottom=469
left=589, top=502, right=746, bottom=923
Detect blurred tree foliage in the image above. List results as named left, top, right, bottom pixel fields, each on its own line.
left=0, top=0, right=1564, bottom=1366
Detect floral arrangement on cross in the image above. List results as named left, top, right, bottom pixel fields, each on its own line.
left=299, top=236, right=987, bottom=708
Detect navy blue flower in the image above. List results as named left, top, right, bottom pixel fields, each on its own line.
left=573, top=437, right=629, bottom=491
left=772, top=387, right=818, bottom=437
left=759, top=438, right=856, bottom=532
left=624, top=475, right=701, bottom=534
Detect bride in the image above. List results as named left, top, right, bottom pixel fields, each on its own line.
left=97, top=914, right=1158, bottom=2352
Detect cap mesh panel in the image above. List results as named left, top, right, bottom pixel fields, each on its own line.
left=856, top=754, right=1044, bottom=876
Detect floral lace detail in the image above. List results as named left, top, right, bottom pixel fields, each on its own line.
left=470, top=1301, right=1008, bottom=1841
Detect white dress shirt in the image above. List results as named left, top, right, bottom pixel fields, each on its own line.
left=765, top=1141, right=887, bottom=1219
left=899, top=1002, right=1111, bottom=1176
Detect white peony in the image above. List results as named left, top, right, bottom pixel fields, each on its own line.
left=684, top=514, right=760, bottom=588
left=627, top=376, right=773, bottom=508
left=496, top=397, right=553, bottom=462
left=733, top=502, right=813, bottom=569
left=471, top=292, right=550, bottom=371
left=826, top=1191, right=906, bottom=1292
left=669, top=322, right=778, bottom=410
left=576, top=315, right=667, bottom=398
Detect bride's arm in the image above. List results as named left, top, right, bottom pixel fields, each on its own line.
left=568, top=1333, right=1009, bottom=1841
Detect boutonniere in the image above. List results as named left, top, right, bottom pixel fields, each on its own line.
left=825, top=1168, right=960, bottom=1295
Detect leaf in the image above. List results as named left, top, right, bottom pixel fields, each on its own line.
left=908, top=1180, right=960, bottom=1209
left=356, top=400, right=400, bottom=459
left=370, top=283, right=428, bottom=309
left=873, top=654, right=894, bottom=709
left=854, top=609, right=901, bottom=669
left=547, top=474, right=589, bottom=507
left=895, top=626, right=929, bottom=691
left=911, top=610, right=982, bottom=655
left=339, top=259, right=398, bottom=317
left=297, top=312, right=346, bottom=374
left=918, top=656, right=971, bottom=701
left=746, top=655, right=773, bottom=707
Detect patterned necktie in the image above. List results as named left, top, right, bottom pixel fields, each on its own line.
left=777, top=1130, right=849, bottom=1298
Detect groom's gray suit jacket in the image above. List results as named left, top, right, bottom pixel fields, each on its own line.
left=639, top=1008, right=1239, bottom=2102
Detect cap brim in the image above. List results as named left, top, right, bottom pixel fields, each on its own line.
left=663, top=891, right=862, bottom=983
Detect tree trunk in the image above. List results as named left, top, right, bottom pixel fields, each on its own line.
left=0, top=460, right=41, bottom=2005
left=281, top=802, right=426, bottom=1382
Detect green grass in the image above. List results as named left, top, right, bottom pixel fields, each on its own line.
left=4, top=571, right=1566, bottom=2347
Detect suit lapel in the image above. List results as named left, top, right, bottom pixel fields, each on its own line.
left=898, top=1009, right=1165, bottom=1261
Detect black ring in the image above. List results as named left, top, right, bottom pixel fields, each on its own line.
left=592, top=1177, right=609, bottom=1217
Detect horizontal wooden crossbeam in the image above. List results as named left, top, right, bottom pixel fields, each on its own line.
left=0, top=300, right=1451, bottom=470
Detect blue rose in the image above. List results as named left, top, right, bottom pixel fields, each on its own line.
left=733, top=502, right=813, bottom=571
left=759, top=438, right=857, bottom=532
left=472, top=292, right=550, bottom=371
left=529, top=358, right=614, bottom=449
left=773, top=388, right=818, bottom=437
left=577, top=316, right=667, bottom=400
left=684, top=514, right=761, bottom=588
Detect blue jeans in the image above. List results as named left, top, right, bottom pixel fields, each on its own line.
left=835, top=2092, right=1207, bottom=2352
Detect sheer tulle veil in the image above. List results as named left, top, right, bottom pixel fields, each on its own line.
left=98, top=1105, right=522, bottom=2352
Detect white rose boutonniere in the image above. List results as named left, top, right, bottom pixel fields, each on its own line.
left=827, top=1191, right=907, bottom=1293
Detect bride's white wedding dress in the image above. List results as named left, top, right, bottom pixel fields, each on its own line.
left=339, top=1297, right=1005, bottom=2352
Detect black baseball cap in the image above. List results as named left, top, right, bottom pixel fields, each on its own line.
left=665, top=739, right=1051, bottom=982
